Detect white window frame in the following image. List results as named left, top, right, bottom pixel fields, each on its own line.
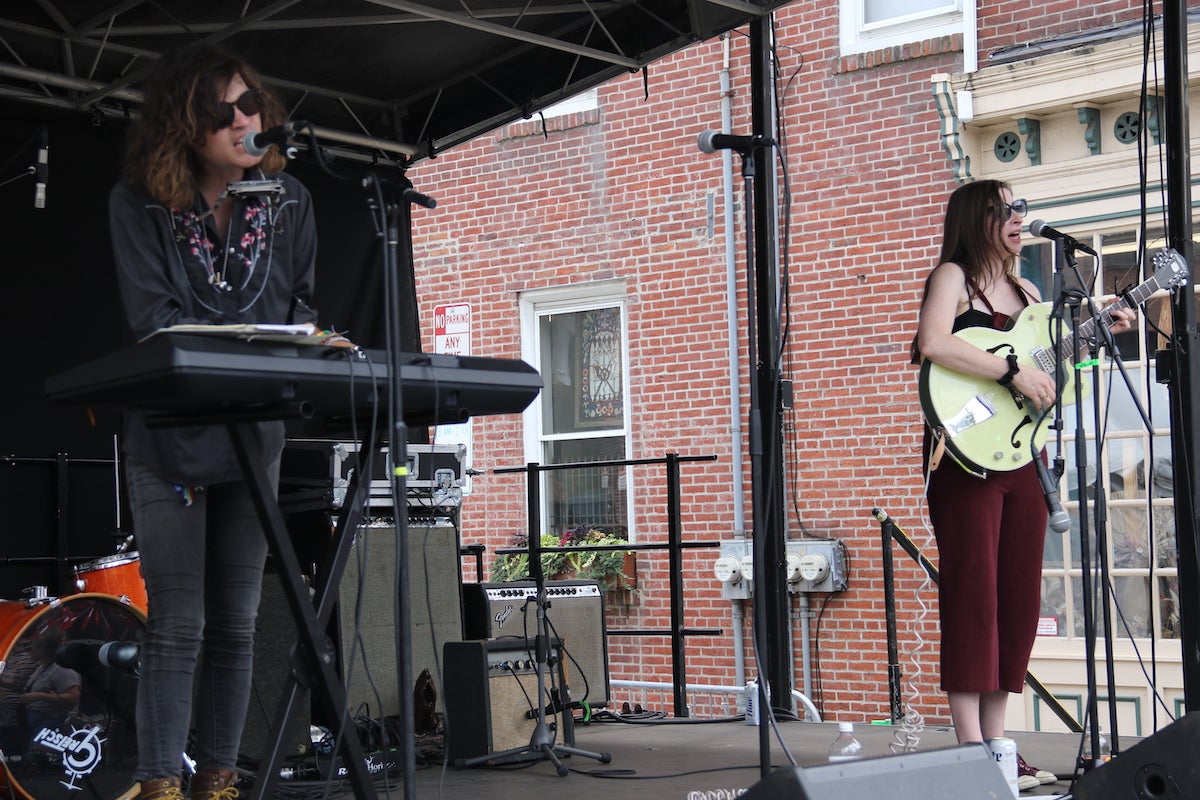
left=540, top=87, right=598, bottom=119
left=520, top=280, right=634, bottom=538
left=839, top=0, right=964, bottom=56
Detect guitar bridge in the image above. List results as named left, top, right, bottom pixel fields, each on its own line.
left=942, top=395, right=996, bottom=437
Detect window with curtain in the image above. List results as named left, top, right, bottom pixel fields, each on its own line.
left=527, top=295, right=632, bottom=539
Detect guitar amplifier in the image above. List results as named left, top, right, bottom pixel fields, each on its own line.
left=442, top=638, right=574, bottom=762
left=462, top=581, right=609, bottom=708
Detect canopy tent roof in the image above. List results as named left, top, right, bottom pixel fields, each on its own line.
left=0, top=0, right=788, bottom=162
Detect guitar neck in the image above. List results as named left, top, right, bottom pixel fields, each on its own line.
left=1054, top=277, right=1161, bottom=362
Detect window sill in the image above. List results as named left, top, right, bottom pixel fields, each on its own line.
left=835, top=33, right=962, bottom=74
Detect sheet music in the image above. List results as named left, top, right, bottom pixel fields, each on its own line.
left=140, top=322, right=323, bottom=344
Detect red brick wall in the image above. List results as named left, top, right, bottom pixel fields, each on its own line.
left=978, top=2, right=1148, bottom=59
left=408, top=1, right=1167, bottom=726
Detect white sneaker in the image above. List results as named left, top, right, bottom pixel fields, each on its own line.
left=1017, top=773, right=1041, bottom=792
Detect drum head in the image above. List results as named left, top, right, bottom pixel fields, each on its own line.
left=0, top=594, right=143, bottom=800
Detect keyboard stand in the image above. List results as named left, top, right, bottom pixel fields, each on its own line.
left=228, top=419, right=382, bottom=800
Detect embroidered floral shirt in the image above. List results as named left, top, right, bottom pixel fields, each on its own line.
left=109, top=170, right=319, bottom=485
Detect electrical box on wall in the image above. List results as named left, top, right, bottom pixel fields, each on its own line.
left=714, top=537, right=850, bottom=597
left=713, top=538, right=753, bottom=599
left=785, top=538, right=848, bottom=593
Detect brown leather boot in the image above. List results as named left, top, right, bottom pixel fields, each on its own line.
left=189, top=769, right=239, bottom=800
left=139, top=778, right=185, bottom=800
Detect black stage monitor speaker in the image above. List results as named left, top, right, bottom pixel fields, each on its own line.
left=462, top=580, right=609, bottom=708
left=442, top=638, right=574, bottom=762
left=739, top=745, right=1012, bottom=800
left=337, top=520, right=463, bottom=717
left=1073, top=711, right=1200, bottom=800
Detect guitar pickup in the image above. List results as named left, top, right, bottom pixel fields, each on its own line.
left=1031, top=347, right=1055, bottom=373
left=943, top=395, right=996, bottom=437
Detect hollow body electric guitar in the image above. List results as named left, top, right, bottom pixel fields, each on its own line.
left=919, top=249, right=1189, bottom=475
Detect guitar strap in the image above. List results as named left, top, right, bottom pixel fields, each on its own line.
left=928, top=429, right=947, bottom=473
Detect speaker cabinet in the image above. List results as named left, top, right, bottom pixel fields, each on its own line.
left=336, top=521, right=463, bottom=718
left=241, top=570, right=312, bottom=762
left=442, top=638, right=574, bottom=762
left=462, top=580, right=609, bottom=708
left=739, top=746, right=1011, bottom=800
left=1073, top=712, right=1200, bottom=800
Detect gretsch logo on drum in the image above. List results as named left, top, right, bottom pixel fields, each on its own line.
left=31, top=724, right=106, bottom=791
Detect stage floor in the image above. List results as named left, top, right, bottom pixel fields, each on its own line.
left=281, top=716, right=1113, bottom=800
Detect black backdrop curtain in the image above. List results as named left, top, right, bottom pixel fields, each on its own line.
left=0, top=99, right=421, bottom=593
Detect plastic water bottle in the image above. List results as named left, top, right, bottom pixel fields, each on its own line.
left=1096, top=728, right=1111, bottom=763
left=827, top=721, right=864, bottom=762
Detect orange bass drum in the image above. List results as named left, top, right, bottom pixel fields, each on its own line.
left=0, top=594, right=143, bottom=800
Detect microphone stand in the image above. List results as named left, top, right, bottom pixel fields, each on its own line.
left=728, top=144, right=776, bottom=781
left=1077, top=288, right=1153, bottom=771
left=1054, top=241, right=1105, bottom=772
left=1058, top=241, right=1155, bottom=771
left=366, top=173, right=424, bottom=800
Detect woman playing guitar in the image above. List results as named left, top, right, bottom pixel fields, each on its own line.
left=912, top=180, right=1133, bottom=784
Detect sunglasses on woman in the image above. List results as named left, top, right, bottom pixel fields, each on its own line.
left=1000, top=198, right=1028, bottom=218
left=215, top=89, right=264, bottom=129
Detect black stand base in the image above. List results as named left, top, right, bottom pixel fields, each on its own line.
left=455, top=721, right=611, bottom=776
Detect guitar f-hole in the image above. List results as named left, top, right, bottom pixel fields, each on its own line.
left=1010, top=415, right=1031, bottom=451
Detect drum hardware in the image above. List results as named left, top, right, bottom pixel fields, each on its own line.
left=16, top=586, right=54, bottom=607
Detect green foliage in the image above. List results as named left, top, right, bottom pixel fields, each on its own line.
left=491, top=526, right=633, bottom=588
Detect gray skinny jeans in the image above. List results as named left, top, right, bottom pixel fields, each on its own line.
left=125, top=454, right=278, bottom=779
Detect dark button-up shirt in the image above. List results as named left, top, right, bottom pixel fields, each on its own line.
left=109, top=171, right=319, bottom=485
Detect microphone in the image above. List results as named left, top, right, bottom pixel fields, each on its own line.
left=402, top=187, right=437, bottom=209
left=697, top=130, right=775, bottom=154
left=243, top=121, right=308, bottom=158
left=1034, top=458, right=1071, bottom=533
left=98, top=641, right=142, bottom=674
left=55, top=640, right=141, bottom=675
left=34, top=128, right=48, bottom=209
left=1028, top=219, right=1097, bottom=257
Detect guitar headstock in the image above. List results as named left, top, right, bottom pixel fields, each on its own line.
left=1152, top=247, right=1191, bottom=289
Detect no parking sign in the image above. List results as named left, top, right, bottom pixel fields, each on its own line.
left=433, top=303, right=470, bottom=355
left=432, top=303, right=473, bottom=487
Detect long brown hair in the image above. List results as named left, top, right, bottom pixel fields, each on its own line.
left=910, top=179, right=1017, bottom=364
left=937, top=179, right=1017, bottom=289
left=122, top=45, right=288, bottom=209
